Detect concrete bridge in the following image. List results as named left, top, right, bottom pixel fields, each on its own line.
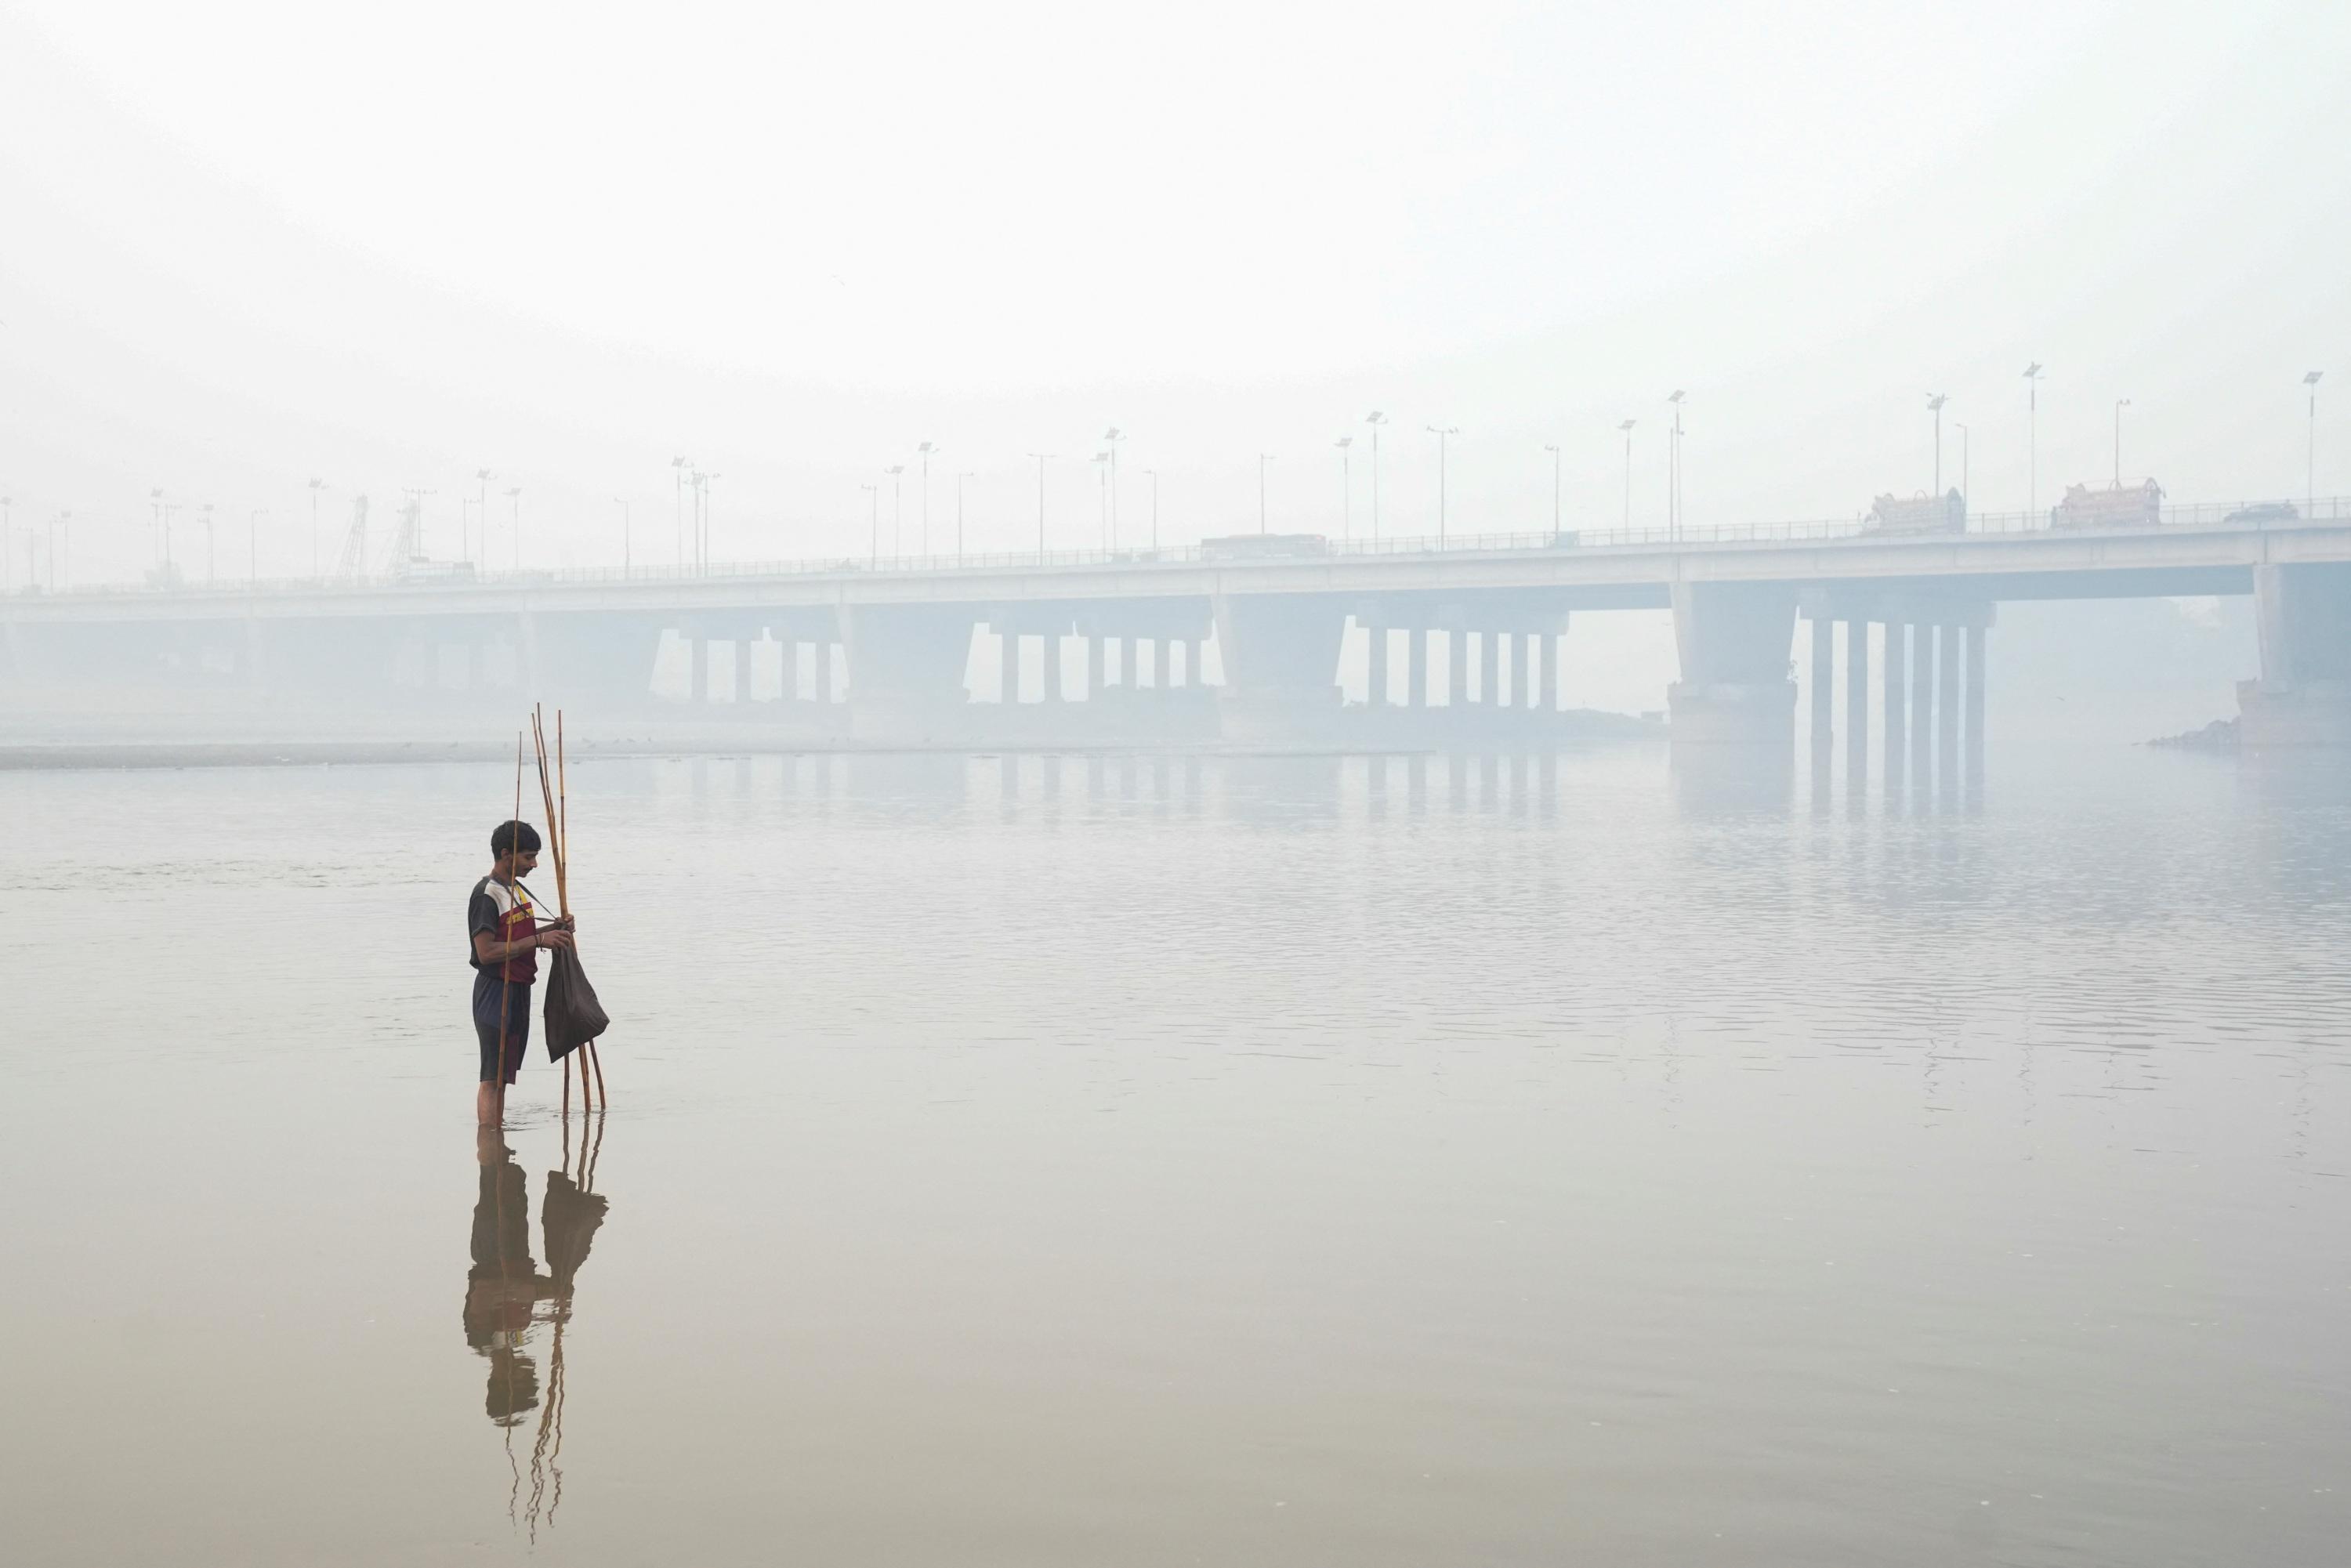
left=5, top=502, right=2349, bottom=751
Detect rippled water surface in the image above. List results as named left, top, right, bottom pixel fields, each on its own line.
left=4, top=746, right=2349, bottom=1566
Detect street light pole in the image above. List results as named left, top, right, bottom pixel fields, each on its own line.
left=1257, top=452, right=1276, bottom=534
left=2023, top=362, right=2044, bottom=515
left=1103, top=428, right=1123, bottom=551
left=1618, top=420, right=1636, bottom=532
left=473, top=469, right=493, bottom=565
left=2305, top=371, right=2324, bottom=514
left=1543, top=443, right=1561, bottom=534
left=1092, top=451, right=1112, bottom=550
left=1365, top=411, right=1387, bottom=541
left=885, top=465, right=906, bottom=559
left=956, top=471, right=974, bottom=563
left=916, top=441, right=936, bottom=556
left=1423, top=426, right=1459, bottom=543
left=1954, top=424, right=1969, bottom=511
left=1927, top=393, right=1947, bottom=493
left=1666, top=390, right=1685, bottom=539
left=1027, top=454, right=1053, bottom=560
left=2113, top=398, right=2130, bottom=488
left=1335, top=436, right=1353, bottom=540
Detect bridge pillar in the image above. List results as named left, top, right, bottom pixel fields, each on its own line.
left=1936, top=624, right=1961, bottom=787
left=842, top=604, right=976, bottom=743
left=2240, top=563, right=2351, bottom=746
left=1808, top=614, right=1833, bottom=753
left=1882, top=623, right=1907, bottom=788
left=1408, top=629, right=1429, bottom=710
left=1085, top=634, right=1104, bottom=701
left=1211, top=592, right=1348, bottom=744
left=1367, top=624, right=1389, bottom=707
left=1910, top=623, right=1933, bottom=780
left=1667, top=582, right=1799, bottom=747
left=1139, top=636, right=1160, bottom=691
left=1478, top=630, right=1499, bottom=709
left=998, top=625, right=1020, bottom=704
left=1447, top=629, right=1469, bottom=709
left=1844, top=617, right=1869, bottom=784
left=1964, top=623, right=1987, bottom=782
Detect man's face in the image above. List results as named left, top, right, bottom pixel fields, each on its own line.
left=510, top=849, right=539, bottom=876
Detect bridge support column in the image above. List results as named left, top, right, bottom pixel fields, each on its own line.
left=1479, top=630, right=1499, bottom=709
left=1808, top=614, right=1833, bottom=753
left=998, top=625, right=1020, bottom=704
left=843, top=604, right=976, bottom=743
left=1910, top=623, right=1933, bottom=780
left=1139, top=637, right=1159, bottom=690
left=1367, top=625, right=1389, bottom=708
left=1845, top=617, right=1869, bottom=784
left=1085, top=634, right=1104, bottom=702
left=1965, top=623, right=1987, bottom=782
left=1212, top=592, right=1348, bottom=744
left=2240, top=563, right=2351, bottom=747
left=1936, top=624, right=1961, bottom=785
left=1408, top=629, right=1429, bottom=710
left=1667, top=582, right=1799, bottom=747
left=1883, top=623, right=1907, bottom=787
left=1447, top=629, right=1468, bottom=709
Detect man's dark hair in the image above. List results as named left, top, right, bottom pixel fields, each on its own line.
left=491, top=820, right=542, bottom=858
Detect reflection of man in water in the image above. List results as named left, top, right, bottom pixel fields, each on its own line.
left=462, top=1128, right=610, bottom=1428
left=464, top=1131, right=552, bottom=1425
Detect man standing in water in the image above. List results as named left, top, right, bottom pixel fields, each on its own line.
left=469, top=820, right=574, bottom=1126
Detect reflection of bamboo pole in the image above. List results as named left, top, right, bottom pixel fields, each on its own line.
left=494, top=733, right=523, bottom=1123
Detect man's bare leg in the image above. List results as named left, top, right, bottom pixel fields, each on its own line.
left=476, top=1080, right=501, bottom=1127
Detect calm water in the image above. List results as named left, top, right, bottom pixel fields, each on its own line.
left=3, top=745, right=2349, bottom=1566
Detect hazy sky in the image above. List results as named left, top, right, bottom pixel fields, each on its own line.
left=3, top=0, right=2347, bottom=609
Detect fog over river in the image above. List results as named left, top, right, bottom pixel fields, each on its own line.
left=3, top=744, right=2347, bottom=1566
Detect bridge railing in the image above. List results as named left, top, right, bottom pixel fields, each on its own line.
left=21, top=495, right=2350, bottom=599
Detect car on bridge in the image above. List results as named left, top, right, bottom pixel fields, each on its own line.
left=2223, top=500, right=2299, bottom=526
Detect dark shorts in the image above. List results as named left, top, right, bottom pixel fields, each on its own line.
left=473, top=971, right=534, bottom=1084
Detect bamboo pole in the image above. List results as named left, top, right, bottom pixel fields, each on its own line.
left=559, top=711, right=610, bottom=1107
left=494, top=732, right=523, bottom=1124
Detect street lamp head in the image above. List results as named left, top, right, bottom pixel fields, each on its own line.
left=672, top=456, right=689, bottom=469
left=1103, top=427, right=1121, bottom=442
left=505, top=487, right=522, bottom=498
left=1926, top=393, right=1947, bottom=411
left=1668, top=389, right=1685, bottom=404
left=1544, top=443, right=1559, bottom=454
left=1618, top=419, right=1636, bottom=433
left=1366, top=411, right=1386, bottom=426
left=886, top=465, right=906, bottom=476
left=475, top=469, right=492, bottom=481
left=1335, top=436, right=1353, bottom=449
left=152, top=487, right=165, bottom=500
left=306, top=478, right=324, bottom=491
left=2023, top=362, right=2043, bottom=378
left=2306, top=370, right=2325, bottom=386
left=917, top=441, right=936, bottom=456
left=2116, top=397, right=2131, bottom=409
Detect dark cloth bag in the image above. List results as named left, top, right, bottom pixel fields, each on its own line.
left=542, top=945, right=610, bottom=1062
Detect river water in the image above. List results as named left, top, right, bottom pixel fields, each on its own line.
left=2, top=744, right=2347, bottom=1566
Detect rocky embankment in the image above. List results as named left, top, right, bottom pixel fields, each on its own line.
left=2146, top=718, right=2240, bottom=751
